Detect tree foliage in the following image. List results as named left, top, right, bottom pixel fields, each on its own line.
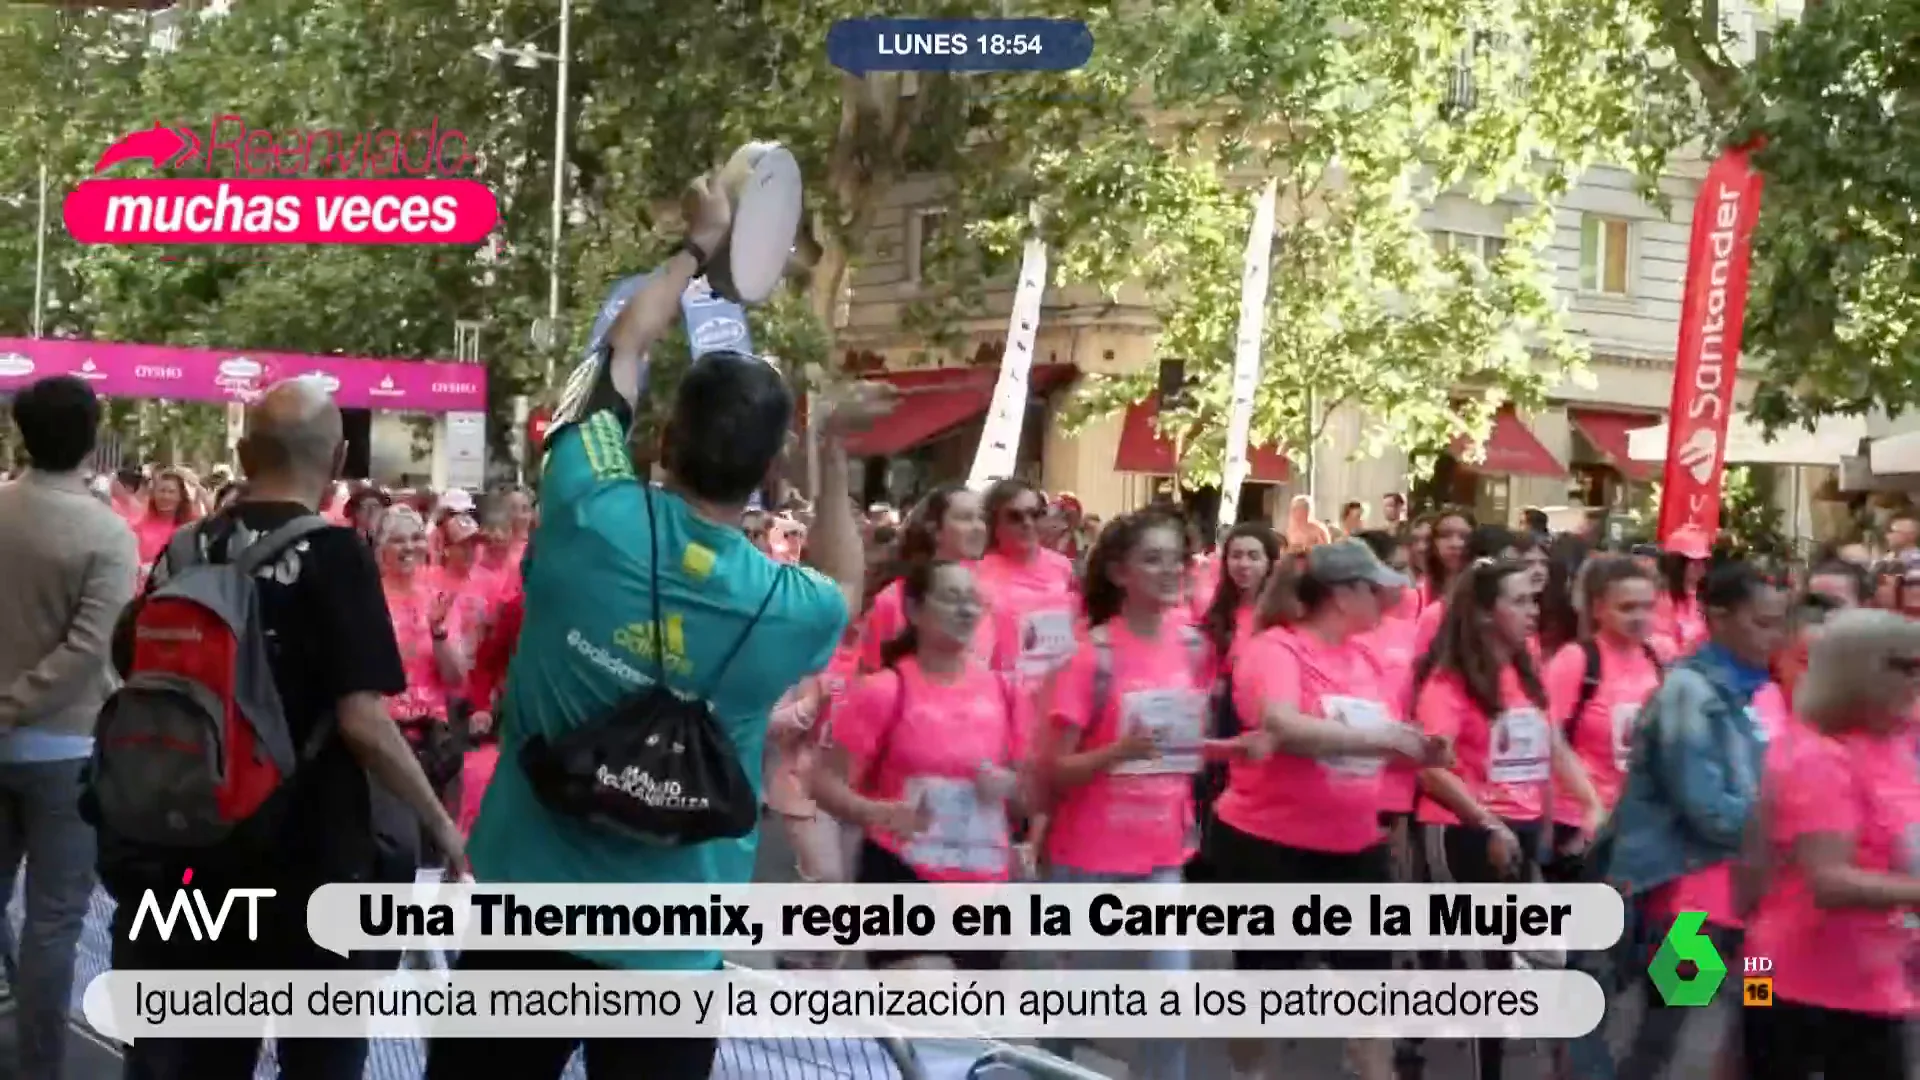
left=1, top=0, right=1913, bottom=479
left=1644, top=0, right=1920, bottom=430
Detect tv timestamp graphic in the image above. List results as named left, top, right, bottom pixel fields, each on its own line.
left=63, top=115, right=498, bottom=246
left=827, top=17, right=1093, bottom=74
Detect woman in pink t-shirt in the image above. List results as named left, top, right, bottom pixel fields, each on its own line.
left=1208, top=540, right=1445, bottom=1080
left=808, top=559, right=1028, bottom=971
left=376, top=507, right=472, bottom=829
left=1412, top=558, right=1602, bottom=1080
left=133, top=467, right=202, bottom=570
left=1543, top=556, right=1662, bottom=873
left=1653, top=527, right=1711, bottom=657
left=977, top=478, right=1079, bottom=686
left=1412, top=524, right=1536, bottom=659
left=1197, top=523, right=1280, bottom=674
left=1349, top=531, right=1426, bottom=844
left=856, top=484, right=990, bottom=673
left=1741, top=610, right=1920, bottom=1078
left=1040, top=511, right=1229, bottom=1080
left=1417, top=510, right=1472, bottom=611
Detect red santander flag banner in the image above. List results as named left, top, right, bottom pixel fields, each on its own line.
left=1657, top=143, right=1766, bottom=543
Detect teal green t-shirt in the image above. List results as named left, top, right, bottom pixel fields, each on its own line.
left=467, top=404, right=848, bottom=970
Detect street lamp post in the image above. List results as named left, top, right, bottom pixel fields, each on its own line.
left=32, top=161, right=48, bottom=338
left=475, top=0, right=571, bottom=386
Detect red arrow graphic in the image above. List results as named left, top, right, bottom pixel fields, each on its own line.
left=94, top=123, right=201, bottom=175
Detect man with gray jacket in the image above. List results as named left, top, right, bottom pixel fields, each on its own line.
left=0, top=375, right=137, bottom=1080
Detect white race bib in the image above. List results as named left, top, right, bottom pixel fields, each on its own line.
left=1610, top=702, right=1640, bottom=772
left=1320, top=695, right=1392, bottom=778
left=1487, top=707, right=1551, bottom=784
left=1103, top=774, right=1187, bottom=832
left=1018, top=609, right=1076, bottom=677
left=901, top=777, right=1009, bottom=876
left=1112, top=688, right=1206, bottom=775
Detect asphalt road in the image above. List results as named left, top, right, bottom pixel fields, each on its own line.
left=740, top=819, right=1748, bottom=1080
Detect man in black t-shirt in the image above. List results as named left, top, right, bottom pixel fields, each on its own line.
left=105, top=378, right=465, bottom=1080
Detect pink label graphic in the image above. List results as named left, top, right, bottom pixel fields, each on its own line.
left=66, top=120, right=496, bottom=246
left=0, top=339, right=485, bottom=413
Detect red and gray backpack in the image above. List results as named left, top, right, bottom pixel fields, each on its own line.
left=90, top=515, right=333, bottom=848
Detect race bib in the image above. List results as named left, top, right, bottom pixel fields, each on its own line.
left=1321, top=695, right=1392, bottom=778
left=1102, top=774, right=1189, bottom=834
left=902, top=777, right=1009, bottom=876
left=1113, top=688, right=1206, bottom=775
left=1017, top=609, right=1076, bottom=677
left=1610, top=702, right=1640, bottom=772
left=1487, top=707, right=1551, bottom=785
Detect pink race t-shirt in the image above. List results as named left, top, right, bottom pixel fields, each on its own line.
left=1415, top=666, right=1550, bottom=825
left=1216, top=628, right=1395, bottom=853
left=857, top=574, right=996, bottom=673
left=978, top=548, right=1079, bottom=684
left=831, top=657, right=1029, bottom=883
left=1045, top=619, right=1207, bottom=875
left=1544, top=639, right=1662, bottom=826
left=1360, top=615, right=1423, bottom=814
left=432, top=563, right=505, bottom=657
left=134, top=512, right=182, bottom=568
left=1652, top=592, right=1706, bottom=658
left=1653, top=683, right=1792, bottom=930
left=1743, top=727, right=1920, bottom=1016
left=1412, top=599, right=1446, bottom=659
left=382, top=573, right=467, bottom=722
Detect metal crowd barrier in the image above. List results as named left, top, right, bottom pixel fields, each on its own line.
left=6, top=881, right=1109, bottom=1080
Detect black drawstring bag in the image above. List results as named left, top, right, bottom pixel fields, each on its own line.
left=519, top=488, right=776, bottom=846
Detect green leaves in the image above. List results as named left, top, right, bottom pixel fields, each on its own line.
left=4, top=0, right=1908, bottom=477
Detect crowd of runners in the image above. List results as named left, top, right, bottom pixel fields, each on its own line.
left=0, top=172, right=1914, bottom=1080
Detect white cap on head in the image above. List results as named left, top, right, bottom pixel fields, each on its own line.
left=441, top=489, right=476, bottom=514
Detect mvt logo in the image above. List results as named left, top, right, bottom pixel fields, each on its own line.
left=127, top=868, right=276, bottom=943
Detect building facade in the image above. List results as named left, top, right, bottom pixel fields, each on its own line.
left=827, top=5, right=1830, bottom=537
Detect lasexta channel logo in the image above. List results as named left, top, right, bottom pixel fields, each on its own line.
left=1647, top=910, right=1728, bottom=1007
left=65, top=115, right=497, bottom=246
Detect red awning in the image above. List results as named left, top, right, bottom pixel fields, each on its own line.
left=1452, top=407, right=1566, bottom=478
left=1569, top=408, right=1659, bottom=481
left=841, top=364, right=1076, bottom=457
left=1113, top=396, right=1290, bottom=482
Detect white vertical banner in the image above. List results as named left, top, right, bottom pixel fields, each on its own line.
left=1218, top=179, right=1280, bottom=533
left=968, top=228, right=1048, bottom=489
left=443, top=411, right=488, bottom=491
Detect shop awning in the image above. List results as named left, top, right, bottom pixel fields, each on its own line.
left=1113, top=397, right=1291, bottom=482
left=841, top=363, right=1077, bottom=457
left=1627, top=412, right=1866, bottom=468
left=1570, top=409, right=1660, bottom=481
left=1451, top=407, right=1566, bottom=478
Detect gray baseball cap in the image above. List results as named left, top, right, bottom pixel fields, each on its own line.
left=1308, top=539, right=1410, bottom=589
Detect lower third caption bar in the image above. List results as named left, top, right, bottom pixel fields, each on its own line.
left=84, top=968, right=1604, bottom=1042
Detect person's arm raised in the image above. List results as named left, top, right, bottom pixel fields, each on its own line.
left=804, top=384, right=897, bottom=613
left=556, top=172, right=734, bottom=423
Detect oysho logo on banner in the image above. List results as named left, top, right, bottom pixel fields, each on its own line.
left=64, top=115, right=498, bottom=246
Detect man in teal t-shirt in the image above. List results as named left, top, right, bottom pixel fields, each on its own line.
left=432, top=173, right=890, bottom=1080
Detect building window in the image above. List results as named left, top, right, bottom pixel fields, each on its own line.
left=1755, top=30, right=1772, bottom=60
left=1579, top=214, right=1632, bottom=295
left=909, top=208, right=947, bottom=283
left=1432, top=231, right=1507, bottom=264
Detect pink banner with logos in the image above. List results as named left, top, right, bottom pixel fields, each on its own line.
left=0, top=338, right=485, bottom=414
